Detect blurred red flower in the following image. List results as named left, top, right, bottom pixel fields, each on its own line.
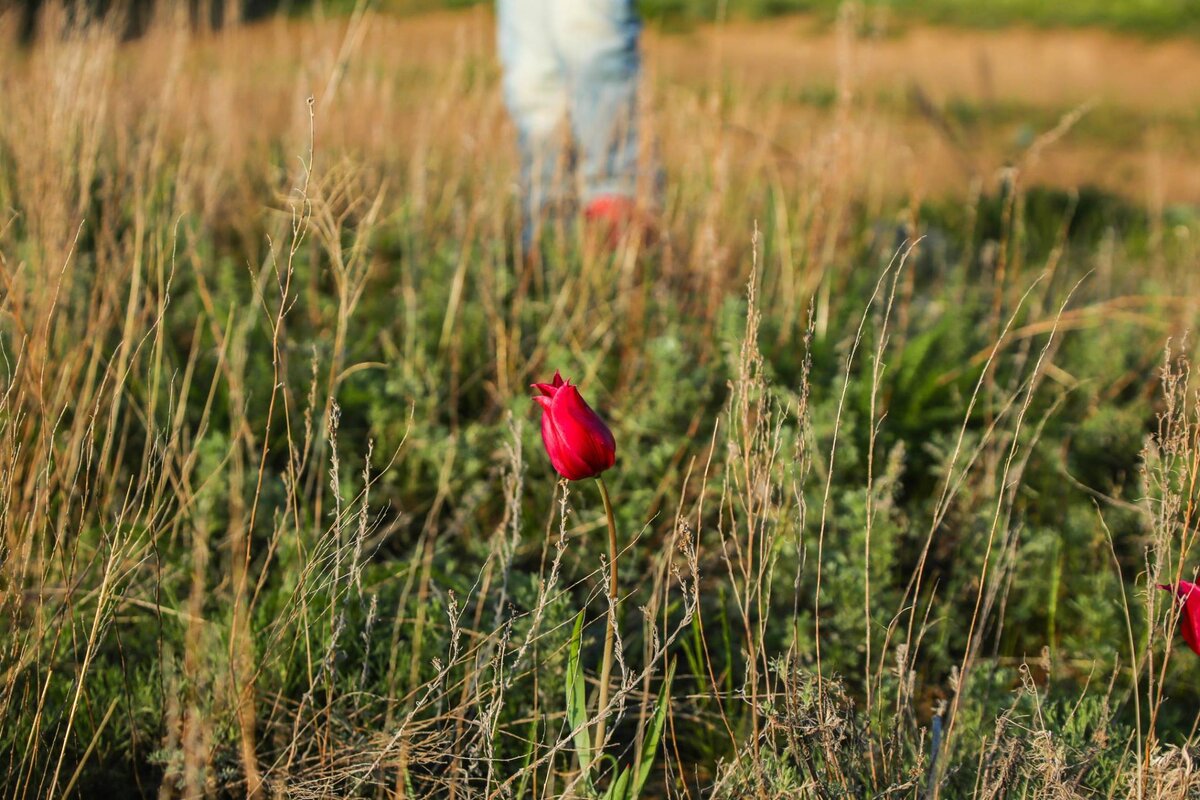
left=1158, top=580, right=1200, bottom=657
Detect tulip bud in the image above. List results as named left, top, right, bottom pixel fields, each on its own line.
left=1158, top=581, right=1200, bottom=656
left=531, top=371, right=616, bottom=481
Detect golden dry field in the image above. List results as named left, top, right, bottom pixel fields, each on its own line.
left=1, top=5, right=1199, bottom=798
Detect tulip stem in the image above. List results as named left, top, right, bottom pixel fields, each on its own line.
left=594, top=476, right=619, bottom=755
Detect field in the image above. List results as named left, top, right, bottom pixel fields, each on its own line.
left=1, top=3, right=1199, bottom=798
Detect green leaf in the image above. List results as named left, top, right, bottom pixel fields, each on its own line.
left=513, top=714, right=539, bottom=800
left=566, top=610, right=593, bottom=779
left=630, top=660, right=676, bottom=800
left=603, top=764, right=632, bottom=800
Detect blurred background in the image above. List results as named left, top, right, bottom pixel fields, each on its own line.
left=1, top=1, right=1199, bottom=798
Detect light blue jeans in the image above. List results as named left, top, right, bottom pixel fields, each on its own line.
left=497, top=0, right=642, bottom=237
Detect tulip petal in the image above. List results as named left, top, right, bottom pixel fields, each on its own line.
left=549, top=385, right=616, bottom=477
left=541, top=405, right=595, bottom=480
left=1180, top=581, right=1200, bottom=656
left=531, top=371, right=616, bottom=481
left=1159, top=580, right=1200, bottom=657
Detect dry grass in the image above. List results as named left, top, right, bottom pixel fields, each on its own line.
left=0, top=4, right=1198, bottom=799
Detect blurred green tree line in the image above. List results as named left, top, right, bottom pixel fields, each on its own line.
left=8, top=0, right=1199, bottom=42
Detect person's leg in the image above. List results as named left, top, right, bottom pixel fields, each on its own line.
left=552, top=0, right=641, bottom=213
left=497, top=0, right=571, bottom=245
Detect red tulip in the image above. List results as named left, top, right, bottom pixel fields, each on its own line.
left=531, top=371, right=616, bottom=481
left=1158, top=580, right=1200, bottom=656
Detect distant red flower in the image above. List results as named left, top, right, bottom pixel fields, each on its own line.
left=531, top=371, right=616, bottom=481
left=1158, top=580, right=1200, bottom=657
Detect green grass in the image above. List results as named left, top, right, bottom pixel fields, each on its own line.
left=376, top=0, right=1200, bottom=36
left=385, top=0, right=1200, bottom=36
left=640, top=0, right=1200, bottom=36
left=0, top=9, right=1198, bottom=799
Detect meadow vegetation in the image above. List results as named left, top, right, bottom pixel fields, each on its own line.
left=637, top=0, right=1200, bottom=36
left=391, top=0, right=1200, bottom=37
left=0, top=5, right=1198, bottom=798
